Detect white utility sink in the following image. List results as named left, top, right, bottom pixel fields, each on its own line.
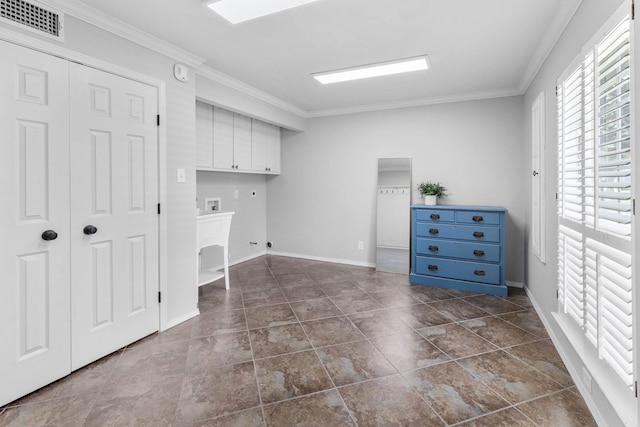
left=197, top=211, right=234, bottom=290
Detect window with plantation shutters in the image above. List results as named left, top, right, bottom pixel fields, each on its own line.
left=557, top=11, right=633, bottom=391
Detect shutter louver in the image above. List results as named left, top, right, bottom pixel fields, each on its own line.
left=597, top=20, right=632, bottom=238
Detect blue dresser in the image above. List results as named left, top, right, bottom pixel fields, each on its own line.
left=410, top=205, right=508, bottom=296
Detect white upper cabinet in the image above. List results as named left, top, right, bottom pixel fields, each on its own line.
left=251, top=118, right=268, bottom=172
left=196, top=102, right=281, bottom=174
left=212, top=106, right=234, bottom=170
left=195, top=101, right=213, bottom=169
left=266, top=123, right=281, bottom=174
left=232, top=113, right=252, bottom=170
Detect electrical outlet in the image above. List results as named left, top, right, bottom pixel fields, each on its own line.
left=357, top=241, right=364, bottom=250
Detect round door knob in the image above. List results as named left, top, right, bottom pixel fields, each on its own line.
left=41, top=230, right=58, bottom=241
left=83, top=225, right=98, bottom=235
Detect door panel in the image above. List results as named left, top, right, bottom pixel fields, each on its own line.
left=69, top=64, right=159, bottom=370
left=0, top=41, right=71, bottom=406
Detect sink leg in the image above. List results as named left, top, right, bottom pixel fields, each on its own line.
left=223, top=245, right=230, bottom=290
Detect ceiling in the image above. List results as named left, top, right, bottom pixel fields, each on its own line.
left=73, top=0, right=580, bottom=117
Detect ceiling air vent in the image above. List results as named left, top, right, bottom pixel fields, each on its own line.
left=0, top=0, right=64, bottom=39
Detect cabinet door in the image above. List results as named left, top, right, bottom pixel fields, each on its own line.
left=266, top=123, right=281, bottom=174
left=195, top=101, right=213, bottom=169
left=0, top=41, right=72, bottom=406
left=212, top=107, right=234, bottom=170
left=233, top=113, right=252, bottom=170
left=251, top=118, right=267, bottom=172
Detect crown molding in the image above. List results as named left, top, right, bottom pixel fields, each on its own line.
left=195, top=65, right=308, bottom=118
left=305, top=88, right=522, bottom=118
left=517, top=0, right=583, bottom=94
left=37, top=0, right=206, bottom=67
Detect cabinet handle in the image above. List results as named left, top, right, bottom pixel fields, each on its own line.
left=428, top=264, right=438, bottom=271
left=472, top=231, right=484, bottom=238
left=430, top=213, right=440, bottom=220
left=429, top=228, right=439, bottom=235
left=472, top=215, right=484, bottom=222
left=473, top=249, right=485, bottom=256
left=428, top=245, right=439, bottom=252
left=474, top=270, right=486, bottom=276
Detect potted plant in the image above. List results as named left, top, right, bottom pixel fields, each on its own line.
left=417, top=181, right=447, bottom=205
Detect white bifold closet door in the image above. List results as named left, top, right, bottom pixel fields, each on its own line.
left=68, top=63, right=159, bottom=370
left=0, top=41, right=160, bottom=405
left=0, top=41, right=72, bottom=406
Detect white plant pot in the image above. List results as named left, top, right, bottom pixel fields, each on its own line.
left=424, top=195, right=438, bottom=205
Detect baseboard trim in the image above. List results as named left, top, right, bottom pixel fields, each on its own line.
left=205, top=251, right=268, bottom=275
left=162, top=308, right=200, bottom=332
left=267, top=250, right=376, bottom=268
left=505, top=280, right=525, bottom=289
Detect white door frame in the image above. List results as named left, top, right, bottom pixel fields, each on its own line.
left=0, top=27, right=170, bottom=331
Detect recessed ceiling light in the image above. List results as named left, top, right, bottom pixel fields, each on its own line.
left=204, top=0, right=318, bottom=24
left=312, top=56, right=430, bottom=84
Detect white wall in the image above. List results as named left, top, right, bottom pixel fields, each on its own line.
left=522, top=0, right=628, bottom=425
left=267, top=97, right=526, bottom=283
left=196, top=171, right=267, bottom=267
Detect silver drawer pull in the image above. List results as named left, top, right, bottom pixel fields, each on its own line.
left=428, top=245, right=439, bottom=252
left=472, top=215, right=484, bottom=222
left=429, top=228, right=439, bottom=235
left=473, top=249, right=485, bottom=256
left=428, top=264, right=438, bottom=271
left=473, top=231, right=484, bottom=238
left=474, top=270, right=486, bottom=276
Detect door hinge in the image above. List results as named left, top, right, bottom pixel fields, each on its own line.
left=157, top=114, right=160, bottom=126
left=555, top=86, right=558, bottom=96
left=633, top=199, right=636, bottom=215
left=635, top=381, right=638, bottom=397
left=158, top=291, right=162, bottom=304
left=556, top=289, right=559, bottom=299
left=157, top=203, right=161, bottom=215
left=632, top=0, right=635, bottom=20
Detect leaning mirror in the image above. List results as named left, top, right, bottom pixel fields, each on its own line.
left=376, top=158, right=411, bottom=274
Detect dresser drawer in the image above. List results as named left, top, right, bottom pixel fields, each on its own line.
left=416, top=238, right=500, bottom=262
left=415, top=209, right=455, bottom=223
left=455, top=211, right=501, bottom=225
left=415, top=256, right=500, bottom=285
left=415, top=223, right=500, bottom=243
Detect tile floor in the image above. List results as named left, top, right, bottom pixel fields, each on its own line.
left=0, top=255, right=598, bottom=426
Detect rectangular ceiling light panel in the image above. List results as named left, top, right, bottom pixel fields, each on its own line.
left=205, top=0, right=318, bottom=24
left=313, top=56, right=430, bottom=84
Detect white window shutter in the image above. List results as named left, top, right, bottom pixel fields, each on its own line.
left=556, top=12, right=633, bottom=392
